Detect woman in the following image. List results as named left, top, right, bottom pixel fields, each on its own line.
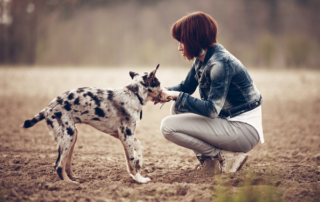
left=157, top=12, right=264, bottom=174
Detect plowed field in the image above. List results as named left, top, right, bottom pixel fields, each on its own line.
left=0, top=67, right=319, bottom=201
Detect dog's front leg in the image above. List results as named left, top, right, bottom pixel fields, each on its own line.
left=118, top=127, right=151, bottom=183
left=133, top=138, right=143, bottom=169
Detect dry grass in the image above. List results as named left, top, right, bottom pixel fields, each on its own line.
left=0, top=66, right=319, bottom=201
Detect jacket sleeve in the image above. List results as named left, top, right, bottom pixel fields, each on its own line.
left=166, top=62, right=198, bottom=94
left=173, top=61, right=233, bottom=118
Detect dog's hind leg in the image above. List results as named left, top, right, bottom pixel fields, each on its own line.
left=45, top=115, right=71, bottom=181
left=57, top=153, right=71, bottom=181
left=53, top=142, right=72, bottom=181
left=66, top=128, right=78, bottom=179
left=50, top=116, right=77, bottom=182
left=55, top=135, right=77, bottom=182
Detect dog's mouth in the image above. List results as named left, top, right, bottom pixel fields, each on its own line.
left=150, top=89, right=163, bottom=103
left=150, top=89, right=173, bottom=103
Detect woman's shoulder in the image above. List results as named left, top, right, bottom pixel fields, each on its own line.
left=208, top=44, right=230, bottom=62
left=208, top=44, right=244, bottom=68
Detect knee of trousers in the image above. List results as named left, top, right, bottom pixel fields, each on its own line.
left=160, top=117, right=175, bottom=141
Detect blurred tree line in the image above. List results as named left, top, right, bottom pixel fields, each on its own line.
left=0, top=0, right=319, bottom=68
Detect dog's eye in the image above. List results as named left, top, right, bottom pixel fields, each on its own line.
left=140, top=81, right=148, bottom=87
left=148, top=89, right=152, bottom=92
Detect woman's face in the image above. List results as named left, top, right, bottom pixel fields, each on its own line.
left=178, top=42, right=185, bottom=56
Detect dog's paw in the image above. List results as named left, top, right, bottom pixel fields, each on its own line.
left=132, top=173, right=151, bottom=183
left=70, top=180, right=80, bottom=185
left=68, top=174, right=79, bottom=179
left=63, top=179, right=80, bottom=184
left=137, top=176, right=151, bottom=183
left=140, top=177, right=151, bottom=183
left=67, top=171, right=79, bottom=180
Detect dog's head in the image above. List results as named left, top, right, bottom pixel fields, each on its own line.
left=129, top=64, right=161, bottom=102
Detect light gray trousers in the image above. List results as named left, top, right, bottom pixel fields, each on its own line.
left=160, top=102, right=260, bottom=157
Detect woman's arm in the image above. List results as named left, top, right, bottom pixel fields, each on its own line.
left=166, top=62, right=198, bottom=95
left=168, top=61, right=232, bottom=118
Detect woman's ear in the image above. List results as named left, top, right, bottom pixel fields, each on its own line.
left=129, top=71, right=139, bottom=79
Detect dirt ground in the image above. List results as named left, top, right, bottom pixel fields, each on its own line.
left=0, top=66, right=319, bottom=202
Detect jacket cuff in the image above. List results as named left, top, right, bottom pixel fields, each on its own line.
left=174, top=92, right=189, bottom=112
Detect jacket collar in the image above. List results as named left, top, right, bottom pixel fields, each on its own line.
left=196, top=44, right=216, bottom=71
left=203, top=45, right=216, bottom=65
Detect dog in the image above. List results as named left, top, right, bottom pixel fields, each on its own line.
left=21, top=64, right=162, bottom=183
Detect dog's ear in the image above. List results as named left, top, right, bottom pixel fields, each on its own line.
left=129, top=71, right=139, bottom=79
left=148, top=64, right=160, bottom=78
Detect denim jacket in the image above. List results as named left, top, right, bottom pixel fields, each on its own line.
left=167, top=44, right=262, bottom=118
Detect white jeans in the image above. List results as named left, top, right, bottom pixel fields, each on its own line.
left=160, top=102, right=260, bottom=157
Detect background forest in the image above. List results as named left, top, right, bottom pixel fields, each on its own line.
left=1, top=0, right=320, bottom=68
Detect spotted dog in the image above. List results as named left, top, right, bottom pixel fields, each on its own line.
left=21, top=65, right=162, bottom=183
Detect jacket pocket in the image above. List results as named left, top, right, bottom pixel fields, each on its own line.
left=199, top=81, right=209, bottom=88
left=199, top=75, right=209, bottom=88
left=194, top=73, right=199, bottom=81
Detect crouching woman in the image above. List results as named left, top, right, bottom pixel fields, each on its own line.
left=158, top=12, right=264, bottom=174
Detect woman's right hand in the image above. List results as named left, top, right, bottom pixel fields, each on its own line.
left=154, top=89, right=180, bottom=105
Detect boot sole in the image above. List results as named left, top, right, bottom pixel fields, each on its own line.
left=236, top=154, right=248, bottom=172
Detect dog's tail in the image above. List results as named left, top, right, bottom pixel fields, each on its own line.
left=21, top=108, right=47, bottom=129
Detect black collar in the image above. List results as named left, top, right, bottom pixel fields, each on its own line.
left=134, top=92, right=144, bottom=106
left=126, top=86, right=144, bottom=105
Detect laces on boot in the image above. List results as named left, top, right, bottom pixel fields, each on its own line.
left=196, top=156, right=211, bottom=170
left=219, top=151, right=227, bottom=173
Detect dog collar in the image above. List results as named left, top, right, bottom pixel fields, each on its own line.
left=133, top=92, right=144, bottom=105
left=125, top=86, right=144, bottom=105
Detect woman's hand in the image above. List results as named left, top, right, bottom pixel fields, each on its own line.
left=154, top=90, right=180, bottom=105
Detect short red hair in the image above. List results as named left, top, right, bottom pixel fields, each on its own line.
left=171, top=12, right=218, bottom=60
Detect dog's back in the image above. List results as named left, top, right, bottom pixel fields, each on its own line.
left=22, top=86, right=142, bottom=135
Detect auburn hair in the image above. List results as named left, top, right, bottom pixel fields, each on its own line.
left=171, top=12, right=218, bottom=60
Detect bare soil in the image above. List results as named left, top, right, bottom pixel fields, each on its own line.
left=0, top=67, right=319, bottom=202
